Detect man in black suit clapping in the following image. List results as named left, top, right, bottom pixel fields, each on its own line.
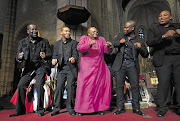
left=147, top=10, right=180, bottom=117
left=111, top=20, right=148, bottom=116
left=50, top=27, right=78, bottom=116
left=9, top=24, right=52, bottom=117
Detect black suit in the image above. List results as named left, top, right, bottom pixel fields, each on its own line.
left=147, top=23, right=180, bottom=113
left=52, top=38, right=78, bottom=113
left=112, top=33, right=148, bottom=110
left=15, top=36, right=52, bottom=114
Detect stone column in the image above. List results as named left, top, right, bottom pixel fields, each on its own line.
left=87, top=0, right=123, bottom=41
left=0, top=0, right=17, bottom=96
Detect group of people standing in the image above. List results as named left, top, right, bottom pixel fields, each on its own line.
left=9, top=10, right=180, bottom=118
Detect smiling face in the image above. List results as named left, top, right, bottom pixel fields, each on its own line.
left=123, top=22, right=135, bottom=35
left=158, top=10, right=172, bottom=26
left=88, top=27, right=99, bottom=39
left=61, top=27, right=71, bottom=39
left=27, top=24, right=38, bottom=38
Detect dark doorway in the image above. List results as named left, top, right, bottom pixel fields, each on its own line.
left=12, top=26, right=28, bottom=93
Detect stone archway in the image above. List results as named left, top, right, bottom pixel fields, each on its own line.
left=14, top=20, right=36, bottom=42
left=124, top=0, right=170, bottom=38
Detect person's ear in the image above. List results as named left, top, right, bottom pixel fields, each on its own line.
left=170, top=16, right=172, bottom=20
left=132, top=27, right=135, bottom=31
left=27, top=30, right=29, bottom=34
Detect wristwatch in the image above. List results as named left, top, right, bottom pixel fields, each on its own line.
left=162, top=35, right=166, bottom=38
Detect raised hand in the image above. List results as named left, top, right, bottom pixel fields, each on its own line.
left=40, top=52, right=46, bottom=59
left=134, top=42, right=141, bottom=48
left=69, top=57, right=75, bottom=63
left=106, top=41, right=112, bottom=48
left=164, top=30, right=176, bottom=38
left=120, top=38, right=126, bottom=43
left=89, top=40, right=96, bottom=47
left=176, top=29, right=180, bottom=35
left=18, top=52, right=24, bottom=59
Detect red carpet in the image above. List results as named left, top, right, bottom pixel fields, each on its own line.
left=0, top=108, right=180, bottom=121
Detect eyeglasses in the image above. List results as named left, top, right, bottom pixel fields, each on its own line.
left=91, top=31, right=99, bottom=34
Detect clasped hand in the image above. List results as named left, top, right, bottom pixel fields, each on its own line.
left=18, top=51, right=46, bottom=60
left=18, top=52, right=24, bottom=59
left=119, top=38, right=141, bottom=48
left=52, top=57, right=75, bottom=66
left=164, top=29, right=180, bottom=38
left=106, top=41, right=113, bottom=48
left=134, top=42, right=141, bottom=48
left=89, top=40, right=96, bottom=47
left=69, top=57, right=75, bottom=64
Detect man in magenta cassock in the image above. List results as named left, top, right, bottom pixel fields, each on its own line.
left=75, top=27, right=114, bottom=116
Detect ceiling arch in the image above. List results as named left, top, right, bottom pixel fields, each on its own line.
left=128, top=0, right=170, bottom=29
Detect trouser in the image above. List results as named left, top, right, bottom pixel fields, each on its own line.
left=52, top=65, right=76, bottom=113
left=16, top=67, right=46, bottom=114
left=115, top=65, right=140, bottom=110
left=155, top=54, right=180, bottom=112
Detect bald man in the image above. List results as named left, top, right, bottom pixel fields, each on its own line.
left=147, top=10, right=180, bottom=117
left=75, top=27, right=113, bottom=116
left=50, top=27, right=78, bottom=116
left=9, top=24, right=52, bottom=117
left=111, top=20, right=148, bottom=116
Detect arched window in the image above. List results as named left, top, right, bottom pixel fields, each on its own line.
left=139, top=28, right=144, bottom=39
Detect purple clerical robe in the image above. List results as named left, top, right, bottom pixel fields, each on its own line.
left=75, top=35, right=113, bottom=113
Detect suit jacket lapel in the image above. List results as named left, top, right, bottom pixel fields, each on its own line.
left=120, top=35, right=127, bottom=54
left=67, top=40, right=71, bottom=55
left=58, top=40, right=63, bottom=62
left=131, top=36, right=137, bottom=61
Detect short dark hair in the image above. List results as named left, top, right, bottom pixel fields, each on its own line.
left=27, top=24, right=36, bottom=30
left=61, top=26, right=70, bottom=32
left=161, top=10, right=172, bottom=16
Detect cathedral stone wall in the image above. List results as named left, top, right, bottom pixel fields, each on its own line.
left=0, top=0, right=57, bottom=96
left=15, top=0, right=57, bottom=45
left=0, top=0, right=9, bottom=34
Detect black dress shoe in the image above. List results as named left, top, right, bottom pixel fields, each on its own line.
left=78, top=113, right=83, bottom=116
left=98, top=111, right=105, bottom=115
left=157, top=111, right=166, bottom=117
left=133, top=110, right=145, bottom=116
left=49, top=111, right=59, bottom=116
left=46, top=106, right=52, bottom=112
left=69, top=110, right=76, bottom=116
left=33, top=110, right=38, bottom=113
left=113, top=109, right=126, bottom=115
left=38, top=112, right=44, bottom=117
left=8, top=112, right=25, bottom=117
